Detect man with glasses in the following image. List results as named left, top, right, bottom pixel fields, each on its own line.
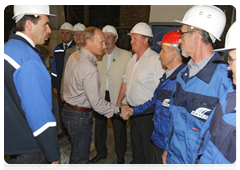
left=162, top=5, right=233, bottom=164
left=192, top=22, right=236, bottom=164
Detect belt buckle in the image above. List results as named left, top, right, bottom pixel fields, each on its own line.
left=75, top=106, right=80, bottom=110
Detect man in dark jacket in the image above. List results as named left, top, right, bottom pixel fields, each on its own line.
left=51, top=22, right=75, bottom=139
left=4, top=5, right=60, bottom=164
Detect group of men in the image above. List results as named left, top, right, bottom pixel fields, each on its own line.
left=4, top=5, right=236, bottom=165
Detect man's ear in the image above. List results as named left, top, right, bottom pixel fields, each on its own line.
left=86, top=38, right=91, bottom=45
left=193, top=29, right=200, bottom=44
left=144, top=36, right=149, bottom=45
left=114, top=36, right=118, bottom=43
left=25, top=20, right=33, bottom=32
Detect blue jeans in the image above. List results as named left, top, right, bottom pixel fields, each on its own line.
left=62, top=105, right=93, bottom=164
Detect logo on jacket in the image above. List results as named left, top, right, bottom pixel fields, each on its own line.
left=191, top=107, right=211, bottom=120
left=162, top=99, right=170, bottom=107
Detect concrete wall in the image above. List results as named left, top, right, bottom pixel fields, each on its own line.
left=149, top=5, right=193, bottom=23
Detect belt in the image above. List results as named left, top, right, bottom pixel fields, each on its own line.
left=66, top=103, right=93, bottom=112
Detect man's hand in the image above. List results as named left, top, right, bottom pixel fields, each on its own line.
left=53, top=88, right=57, bottom=94
left=46, top=159, right=60, bottom=169
left=162, top=151, right=168, bottom=164
left=120, top=104, right=133, bottom=120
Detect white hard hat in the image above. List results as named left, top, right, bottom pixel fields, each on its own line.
left=73, top=23, right=86, bottom=32
left=128, top=22, right=153, bottom=37
left=102, top=25, right=118, bottom=39
left=214, top=22, right=237, bottom=52
left=13, top=5, right=57, bottom=23
left=175, top=5, right=226, bottom=43
left=60, top=22, right=73, bottom=31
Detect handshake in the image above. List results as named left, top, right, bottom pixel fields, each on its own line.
left=119, top=104, right=133, bottom=120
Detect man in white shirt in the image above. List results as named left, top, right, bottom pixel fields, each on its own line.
left=89, top=25, right=132, bottom=164
left=116, top=22, right=165, bottom=163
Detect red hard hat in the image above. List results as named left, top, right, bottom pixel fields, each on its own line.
left=157, top=30, right=180, bottom=46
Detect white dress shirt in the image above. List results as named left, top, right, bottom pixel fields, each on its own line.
left=63, top=40, right=73, bottom=50
left=123, top=47, right=165, bottom=106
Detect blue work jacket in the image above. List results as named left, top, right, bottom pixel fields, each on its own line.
left=192, top=86, right=236, bottom=164
left=133, top=63, right=186, bottom=149
left=164, top=52, right=233, bottom=164
left=4, top=34, right=60, bottom=162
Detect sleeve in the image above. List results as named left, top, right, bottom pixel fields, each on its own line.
left=82, top=67, right=119, bottom=118
left=51, top=49, right=57, bottom=88
left=124, top=53, right=132, bottom=75
left=164, top=84, right=176, bottom=152
left=13, top=60, right=60, bottom=162
left=133, top=83, right=160, bottom=116
left=123, top=58, right=133, bottom=83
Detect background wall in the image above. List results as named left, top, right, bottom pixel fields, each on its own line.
left=149, top=5, right=193, bottom=23
left=4, top=5, right=236, bottom=63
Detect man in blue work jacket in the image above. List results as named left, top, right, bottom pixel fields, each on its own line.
left=192, top=22, right=236, bottom=164
left=121, top=30, right=186, bottom=163
left=162, top=5, right=233, bottom=164
left=4, top=5, right=60, bottom=164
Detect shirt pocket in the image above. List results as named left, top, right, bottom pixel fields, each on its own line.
left=135, top=71, right=147, bottom=84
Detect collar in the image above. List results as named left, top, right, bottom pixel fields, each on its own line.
left=169, top=63, right=187, bottom=80
left=81, top=47, right=97, bottom=64
left=16, top=32, right=35, bottom=47
left=106, top=46, right=116, bottom=56
left=142, top=47, right=151, bottom=58
left=63, top=40, right=73, bottom=48
left=133, top=47, right=151, bottom=61
left=161, top=63, right=186, bottom=82
left=188, top=52, right=214, bottom=77
left=181, top=52, right=225, bottom=84
left=10, top=33, right=42, bottom=58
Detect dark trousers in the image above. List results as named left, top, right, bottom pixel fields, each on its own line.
left=57, top=88, right=67, bottom=135
left=62, top=104, right=93, bottom=164
left=150, top=142, right=164, bottom=164
left=94, top=91, right=127, bottom=158
left=130, top=113, right=154, bottom=164
left=10, top=152, right=48, bottom=164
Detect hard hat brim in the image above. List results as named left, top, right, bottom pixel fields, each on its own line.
left=12, top=13, right=57, bottom=20
left=174, top=20, right=221, bottom=42
left=213, top=47, right=236, bottom=52
left=127, top=32, right=153, bottom=37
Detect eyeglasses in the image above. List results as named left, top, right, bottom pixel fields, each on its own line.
left=179, top=30, right=194, bottom=38
left=228, top=56, right=236, bottom=65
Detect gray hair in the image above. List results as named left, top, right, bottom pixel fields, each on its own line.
left=169, top=45, right=181, bottom=54
left=187, top=25, right=213, bottom=46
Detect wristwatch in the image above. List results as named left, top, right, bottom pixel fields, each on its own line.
left=117, top=107, right=121, bottom=115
